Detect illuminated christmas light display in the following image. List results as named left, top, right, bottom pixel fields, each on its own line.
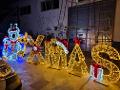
left=55, top=41, right=69, bottom=54
left=5, top=30, right=119, bottom=84
left=67, top=37, right=88, bottom=76
left=68, top=43, right=88, bottom=76
left=2, top=36, right=10, bottom=59
left=27, top=35, right=45, bottom=64
left=2, top=23, right=25, bottom=60
left=18, top=32, right=28, bottom=56
left=0, top=59, right=13, bottom=77
left=26, top=37, right=120, bottom=84
left=45, top=39, right=67, bottom=69
left=90, top=63, right=103, bottom=82
left=24, top=35, right=120, bottom=83
left=91, top=43, right=120, bottom=83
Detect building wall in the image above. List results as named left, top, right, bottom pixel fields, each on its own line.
left=12, top=0, right=96, bottom=36
left=112, top=0, right=120, bottom=50
left=11, top=0, right=120, bottom=43
left=113, top=0, right=120, bottom=42
left=12, top=0, right=71, bottom=36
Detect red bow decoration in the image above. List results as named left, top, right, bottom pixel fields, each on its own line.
left=57, top=38, right=69, bottom=49
left=92, top=63, right=101, bottom=78
left=11, top=40, right=17, bottom=51
left=61, top=39, right=68, bottom=48
left=4, top=44, right=8, bottom=50
left=46, top=39, right=51, bottom=42
left=74, top=37, right=80, bottom=45
left=11, top=40, right=17, bottom=44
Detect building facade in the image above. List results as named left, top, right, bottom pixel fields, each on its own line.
left=1, top=0, right=120, bottom=50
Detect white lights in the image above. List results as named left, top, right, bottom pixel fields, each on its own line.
left=55, top=41, right=69, bottom=54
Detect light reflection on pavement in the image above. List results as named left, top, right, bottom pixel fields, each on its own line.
left=6, top=57, right=120, bottom=90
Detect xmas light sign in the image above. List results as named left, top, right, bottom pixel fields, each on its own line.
left=19, top=34, right=120, bottom=84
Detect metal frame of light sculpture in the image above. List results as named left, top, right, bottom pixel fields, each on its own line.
left=17, top=32, right=28, bottom=56
left=0, top=60, right=13, bottom=77
left=27, top=35, right=45, bottom=64
left=68, top=43, right=88, bottom=76
left=91, top=43, right=120, bottom=83
left=8, top=23, right=20, bottom=42
left=45, top=39, right=67, bottom=69
left=2, top=23, right=25, bottom=60
left=55, top=41, right=69, bottom=54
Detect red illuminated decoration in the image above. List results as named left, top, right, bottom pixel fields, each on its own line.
left=90, top=63, right=103, bottom=82
left=57, top=38, right=69, bottom=49
left=33, top=45, right=41, bottom=54
left=4, top=44, right=8, bottom=50
left=11, top=40, right=17, bottom=51
left=93, top=63, right=100, bottom=78
left=4, top=36, right=9, bottom=50
left=74, top=37, right=80, bottom=45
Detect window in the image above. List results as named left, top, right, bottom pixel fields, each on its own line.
left=46, top=0, right=52, bottom=10
left=20, top=5, right=31, bottom=15
left=41, top=2, right=46, bottom=11
left=53, top=0, right=59, bottom=9
left=41, top=0, right=59, bottom=11
left=78, top=0, right=85, bottom=2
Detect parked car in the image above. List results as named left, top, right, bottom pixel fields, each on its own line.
left=0, top=59, right=22, bottom=90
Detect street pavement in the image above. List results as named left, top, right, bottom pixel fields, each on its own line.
left=6, top=53, right=120, bottom=90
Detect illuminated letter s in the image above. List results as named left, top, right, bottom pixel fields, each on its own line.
left=91, top=43, right=120, bottom=83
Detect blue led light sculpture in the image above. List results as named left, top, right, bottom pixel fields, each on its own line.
left=2, top=23, right=25, bottom=61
